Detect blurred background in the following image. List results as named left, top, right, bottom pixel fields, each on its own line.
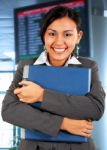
left=0, top=0, right=107, bottom=150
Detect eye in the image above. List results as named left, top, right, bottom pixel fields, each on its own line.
left=65, top=33, right=73, bottom=37
left=48, top=32, right=56, bottom=36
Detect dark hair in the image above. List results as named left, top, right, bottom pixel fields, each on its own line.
left=40, top=6, right=82, bottom=44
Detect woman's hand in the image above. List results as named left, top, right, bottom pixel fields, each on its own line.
left=14, top=80, right=44, bottom=103
left=61, top=117, right=93, bottom=137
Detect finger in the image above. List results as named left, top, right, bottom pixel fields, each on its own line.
left=17, top=93, right=28, bottom=98
left=19, top=98, right=25, bottom=102
left=82, top=132, right=92, bottom=138
left=17, top=93, right=23, bottom=99
left=87, top=126, right=93, bottom=131
left=18, top=95, right=31, bottom=103
left=19, top=80, right=33, bottom=86
left=81, top=129, right=92, bottom=137
left=85, top=128, right=92, bottom=134
left=17, top=94, right=26, bottom=102
left=14, top=88, right=22, bottom=94
left=86, top=123, right=93, bottom=130
left=87, top=121, right=93, bottom=125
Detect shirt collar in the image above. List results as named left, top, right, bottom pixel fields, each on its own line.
left=33, top=51, right=82, bottom=66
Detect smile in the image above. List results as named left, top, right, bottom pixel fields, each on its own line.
left=53, top=48, right=67, bottom=53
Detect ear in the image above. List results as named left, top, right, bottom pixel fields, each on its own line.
left=76, top=31, right=83, bottom=44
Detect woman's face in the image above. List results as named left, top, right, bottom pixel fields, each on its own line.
left=44, top=16, right=83, bottom=66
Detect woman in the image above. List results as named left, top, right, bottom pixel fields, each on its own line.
left=1, top=6, right=105, bottom=150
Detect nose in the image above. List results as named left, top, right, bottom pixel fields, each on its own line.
left=55, top=34, right=64, bottom=45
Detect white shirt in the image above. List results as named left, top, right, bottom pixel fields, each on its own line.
left=33, top=51, right=81, bottom=66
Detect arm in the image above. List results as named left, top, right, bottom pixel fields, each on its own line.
left=1, top=61, right=63, bottom=136
left=2, top=89, right=93, bottom=138
left=41, top=61, right=105, bottom=120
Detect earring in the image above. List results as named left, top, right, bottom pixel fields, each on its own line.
left=43, top=45, right=48, bottom=55
left=43, top=45, right=46, bottom=51
left=76, top=45, right=80, bottom=58
left=73, top=45, right=80, bottom=58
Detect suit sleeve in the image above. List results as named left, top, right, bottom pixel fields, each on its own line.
left=1, top=61, right=63, bottom=136
left=41, top=61, right=105, bottom=121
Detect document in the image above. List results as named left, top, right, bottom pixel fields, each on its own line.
left=21, top=65, right=91, bottom=142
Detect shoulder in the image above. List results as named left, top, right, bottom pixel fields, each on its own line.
left=17, top=58, right=37, bottom=68
left=78, top=56, right=98, bottom=69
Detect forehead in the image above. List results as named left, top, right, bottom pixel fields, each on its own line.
left=47, top=16, right=77, bottom=31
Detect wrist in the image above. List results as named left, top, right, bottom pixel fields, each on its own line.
left=38, top=88, right=44, bottom=102
left=60, top=117, right=68, bottom=131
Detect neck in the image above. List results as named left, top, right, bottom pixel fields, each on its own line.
left=49, top=58, right=67, bottom=67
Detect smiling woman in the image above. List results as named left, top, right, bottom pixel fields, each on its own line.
left=1, top=6, right=105, bottom=150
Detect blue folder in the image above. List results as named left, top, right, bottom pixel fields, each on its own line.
left=22, top=65, right=91, bottom=142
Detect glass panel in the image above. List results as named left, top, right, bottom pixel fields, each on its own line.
left=0, top=72, right=13, bottom=92
left=0, top=59, right=15, bottom=148
left=0, top=60, right=15, bottom=71
left=0, top=94, right=13, bottom=148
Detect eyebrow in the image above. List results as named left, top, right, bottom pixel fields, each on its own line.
left=47, top=29, right=56, bottom=32
left=47, top=29, right=73, bottom=32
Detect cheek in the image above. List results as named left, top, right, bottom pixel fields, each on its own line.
left=44, top=38, right=54, bottom=48
left=44, top=35, right=49, bottom=43
left=68, top=36, right=78, bottom=46
left=67, top=40, right=76, bottom=48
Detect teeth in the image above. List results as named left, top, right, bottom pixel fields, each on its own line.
left=54, top=48, right=65, bottom=52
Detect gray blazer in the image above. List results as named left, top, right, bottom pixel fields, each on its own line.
left=1, top=56, right=105, bottom=150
